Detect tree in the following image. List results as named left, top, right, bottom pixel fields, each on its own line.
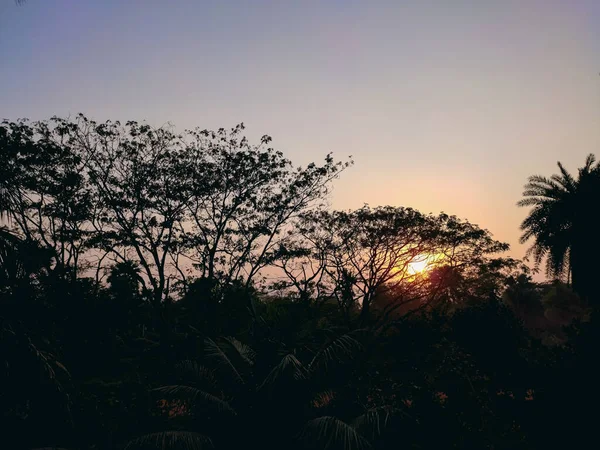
left=0, top=118, right=92, bottom=280
left=277, top=207, right=516, bottom=325
left=181, top=124, right=351, bottom=294
left=518, top=154, right=600, bottom=302
left=45, top=116, right=191, bottom=304
left=0, top=123, right=73, bottom=444
left=0, top=116, right=350, bottom=306
left=284, top=207, right=437, bottom=324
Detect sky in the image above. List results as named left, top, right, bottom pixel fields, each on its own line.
left=1, top=0, right=599, bottom=266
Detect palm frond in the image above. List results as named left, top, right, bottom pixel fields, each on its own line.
left=258, top=353, right=307, bottom=389
left=125, top=431, right=213, bottom=450
left=175, top=360, right=217, bottom=388
left=204, top=337, right=245, bottom=384
left=308, top=331, right=364, bottom=372
left=153, top=385, right=236, bottom=415
left=526, top=175, right=560, bottom=190
left=556, top=162, right=576, bottom=191
left=581, top=153, right=597, bottom=174
left=517, top=197, right=551, bottom=207
left=352, top=406, right=399, bottom=438
left=222, top=336, right=256, bottom=366
left=311, top=390, right=336, bottom=409
left=298, top=416, right=371, bottom=450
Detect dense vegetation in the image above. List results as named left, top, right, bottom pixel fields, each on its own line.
left=1, top=116, right=599, bottom=449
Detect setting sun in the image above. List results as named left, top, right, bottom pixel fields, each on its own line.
left=408, top=258, right=429, bottom=274
left=407, top=253, right=444, bottom=275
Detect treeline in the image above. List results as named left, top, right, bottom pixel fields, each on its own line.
left=0, top=116, right=598, bottom=449
left=0, top=116, right=518, bottom=312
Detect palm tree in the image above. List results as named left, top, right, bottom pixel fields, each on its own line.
left=107, top=260, right=146, bottom=296
left=518, top=154, right=600, bottom=301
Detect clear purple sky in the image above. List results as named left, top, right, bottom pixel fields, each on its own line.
left=1, top=0, right=599, bottom=263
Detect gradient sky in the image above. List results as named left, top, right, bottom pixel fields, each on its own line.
left=1, top=0, right=599, bottom=265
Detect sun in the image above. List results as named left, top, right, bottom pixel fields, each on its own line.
left=407, top=253, right=443, bottom=275
left=408, top=258, right=429, bottom=274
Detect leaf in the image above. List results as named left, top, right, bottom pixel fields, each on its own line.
left=311, top=390, right=336, bottom=409
left=309, top=331, right=364, bottom=372
left=258, top=354, right=307, bottom=389
left=299, top=416, right=371, bottom=450
left=204, top=337, right=245, bottom=384
left=222, top=336, right=256, bottom=366
left=175, top=360, right=217, bottom=388
left=352, top=406, right=399, bottom=438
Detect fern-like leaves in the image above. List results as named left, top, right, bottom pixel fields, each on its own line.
left=299, top=416, right=371, bottom=450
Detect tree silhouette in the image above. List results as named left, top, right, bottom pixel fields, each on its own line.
left=2, top=113, right=599, bottom=449
left=277, top=207, right=517, bottom=326
left=518, top=154, right=600, bottom=301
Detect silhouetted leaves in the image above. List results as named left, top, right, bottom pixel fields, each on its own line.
left=519, top=154, right=600, bottom=301
left=1, top=115, right=597, bottom=450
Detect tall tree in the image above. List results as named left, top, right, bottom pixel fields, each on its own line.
left=73, top=116, right=190, bottom=303
left=181, top=124, right=351, bottom=290
left=518, top=154, right=600, bottom=302
left=0, top=119, right=91, bottom=279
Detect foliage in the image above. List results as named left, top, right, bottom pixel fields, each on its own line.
left=1, top=116, right=597, bottom=449
left=519, top=154, right=600, bottom=301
